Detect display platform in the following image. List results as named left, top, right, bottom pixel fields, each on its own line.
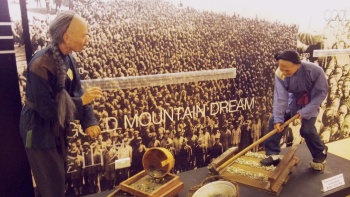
left=85, top=143, right=350, bottom=197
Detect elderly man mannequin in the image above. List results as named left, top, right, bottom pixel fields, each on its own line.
left=20, top=11, right=103, bottom=197
left=260, top=49, right=329, bottom=171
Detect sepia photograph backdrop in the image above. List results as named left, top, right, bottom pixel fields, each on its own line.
left=7, top=0, right=350, bottom=196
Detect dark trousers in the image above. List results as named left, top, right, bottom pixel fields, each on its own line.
left=26, top=147, right=65, bottom=197
left=265, top=114, right=325, bottom=159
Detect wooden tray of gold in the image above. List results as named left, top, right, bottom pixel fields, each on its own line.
left=120, top=170, right=184, bottom=197
left=209, top=146, right=300, bottom=195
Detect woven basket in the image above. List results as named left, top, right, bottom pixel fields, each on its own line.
left=187, top=175, right=240, bottom=197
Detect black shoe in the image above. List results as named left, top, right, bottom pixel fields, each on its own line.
left=260, top=156, right=281, bottom=166
left=313, top=146, right=328, bottom=163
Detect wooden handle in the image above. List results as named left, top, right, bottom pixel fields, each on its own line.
left=161, top=159, right=170, bottom=167
left=216, top=114, right=300, bottom=173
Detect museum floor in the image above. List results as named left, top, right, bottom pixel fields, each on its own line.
left=85, top=138, right=350, bottom=197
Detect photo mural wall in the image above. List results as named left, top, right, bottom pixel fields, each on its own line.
left=8, top=0, right=350, bottom=196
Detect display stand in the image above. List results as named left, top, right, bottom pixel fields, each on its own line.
left=87, top=144, right=350, bottom=197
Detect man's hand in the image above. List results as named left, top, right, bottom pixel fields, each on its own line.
left=274, top=123, right=284, bottom=133
left=81, top=87, right=103, bottom=105
left=85, top=125, right=101, bottom=139
left=275, top=114, right=301, bottom=133
left=297, top=112, right=302, bottom=120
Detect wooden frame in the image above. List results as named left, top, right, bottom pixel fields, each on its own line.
left=119, top=170, right=184, bottom=197
left=209, top=146, right=300, bottom=195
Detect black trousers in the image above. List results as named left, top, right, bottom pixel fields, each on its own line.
left=265, top=114, right=325, bottom=158
left=25, top=133, right=66, bottom=197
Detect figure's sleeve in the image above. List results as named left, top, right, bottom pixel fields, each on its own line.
left=72, top=95, right=98, bottom=130
left=273, top=74, right=289, bottom=124
left=26, top=60, right=58, bottom=121
left=299, top=68, right=329, bottom=119
left=78, top=100, right=98, bottom=130
left=69, top=56, right=98, bottom=130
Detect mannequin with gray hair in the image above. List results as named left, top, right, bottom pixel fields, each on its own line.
left=20, top=11, right=103, bottom=197
left=49, top=11, right=76, bottom=128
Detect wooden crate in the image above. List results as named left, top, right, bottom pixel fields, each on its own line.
left=210, top=147, right=238, bottom=170
left=107, top=186, right=132, bottom=197
left=209, top=146, right=300, bottom=195
left=120, top=170, right=184, bottom=197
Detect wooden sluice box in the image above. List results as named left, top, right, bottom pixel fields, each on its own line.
left=208, top=146, right=300, bottom=195
left=118, top=147, right=184, bottom=197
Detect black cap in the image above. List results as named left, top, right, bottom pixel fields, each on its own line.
left=274, top=49, right=301, bottom=64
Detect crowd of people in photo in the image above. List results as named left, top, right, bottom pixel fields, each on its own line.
left=32, top=0, right=73, bottom=14
left=14, top=0, right=350, bottom=196
left=296, top=30, right=350, bottom=144
left=316, top=43, right=350, bottom=144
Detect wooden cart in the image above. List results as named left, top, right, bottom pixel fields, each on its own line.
left=209, top=146, right=299, bottom=195
left=119, top=170, right=183, bottom=197
left=117, top=148, right=184, bottom=197
left=208, top=115, right=300, bottom=195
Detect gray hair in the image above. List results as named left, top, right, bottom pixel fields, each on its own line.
left=49, top=11, right=76, bottom=128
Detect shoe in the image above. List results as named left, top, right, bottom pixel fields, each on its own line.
left=310, top=160, right=326, bottom=171
left=260, top=156, right=281, bottom=166
left=313, top=146, right=328, bottom=163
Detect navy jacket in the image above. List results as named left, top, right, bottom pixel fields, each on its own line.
left=20, top=48, right=97, bottom=149
left=273, top=61, right=329, bottom=123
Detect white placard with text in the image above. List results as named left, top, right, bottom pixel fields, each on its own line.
left=322, top=173, right=345, bottom=192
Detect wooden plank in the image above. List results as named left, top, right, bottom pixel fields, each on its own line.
left=120, top=171, right=150, bottom=197
left=160, top=182, right=184, bottom=197
left=229, top=163, right=272, bottom=177
left=217, top=148, right=299, bottom=195
left=153, top=175, right=181, bottom=197
left=211, top=145, right=300, bottom=195
left=269, top=146, right=297, bottom=181
left=121, top=170, right=146, bottom=184
left=270, top=156, right=299, bottom=193
left=210, top=147, right=237, bottom=169
left=220, top=172, right=270, bottom=191
left=215, top=115, right=300, bottom=174
left=120, top=171, right=183, bottom=197
left=109, top=183, right=184, bottom=197
left=107, top=186, right=122, bottom=197
left=283, top=157, right=300, bottom=184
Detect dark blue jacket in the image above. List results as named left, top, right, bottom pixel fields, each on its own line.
left=20, top=48, right=97, bottom=149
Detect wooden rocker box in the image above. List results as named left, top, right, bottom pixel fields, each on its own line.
left=120, top=170, right=184, bottom=197
left=209, top=146, right=300, bottom=195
